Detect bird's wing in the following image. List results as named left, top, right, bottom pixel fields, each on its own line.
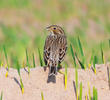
left=58, top=35, right=67, bottom=63
left=44, top=35, right=53, bottom=65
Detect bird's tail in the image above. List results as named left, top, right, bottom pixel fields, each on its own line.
left=49, top=66, right=57, bottom=76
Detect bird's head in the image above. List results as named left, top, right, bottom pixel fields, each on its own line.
left=46, top=25, right=64, bottom=35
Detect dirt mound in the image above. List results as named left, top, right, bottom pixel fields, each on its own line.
left=0, top=64, right=110, bottom=100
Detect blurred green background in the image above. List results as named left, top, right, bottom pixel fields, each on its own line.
left=0, top=0, right=110, bottom=68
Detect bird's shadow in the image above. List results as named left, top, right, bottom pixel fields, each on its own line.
left=47, top=75, right=56, bottom=83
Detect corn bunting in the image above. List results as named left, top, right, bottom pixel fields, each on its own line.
left=44, top=25, right=67, bottom=76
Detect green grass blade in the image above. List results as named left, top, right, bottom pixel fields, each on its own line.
left=70, top=44, right=76, bottom=67
left=75, top=53, right=85, bottom=69
left=22, top=60, right=25, bottom=68
left=75, top=68, right=78, bottom=90
left=93, top=87, right=98, bottom=100
left=109, top=39, right=110, bottom=48
left=100, top=44, right=104, bottom=64
left=85, top=91, right=87, bottom=100
left=77, top=37, right=86, bottom=69
left=95, top=89, right=98, bottom=100
left=3, top=46, right=8, bottom=62
left=13, top=56, right=24, bottom=94
left=3, top=46, right=9, bottom=69
left=77, top=37, right=84, bottom=57
left=0, top=49, right=2, bottom=67
left=41, top=91, right=44, bottom=100
left=88, top=82, right=91, bottom=100
left=89, top=50, right=94, bottom=64
left=89, top=50, right=94, bottom=68
left=75, top=68, right=78, bottom=100
left=0, top=61, right=3, bottom=68
left=16, top=58, right=21, bottom=77
left=93, top=56, right=97, bottom=74
left=32, top=53, right=36, bottom=68
left=65, top=64, right=67, bottom=90
left=20, top=77, right=24, bottom=94
left=12, top=56, right=21, bottom=76
left=38, top=48, right=43, bottom=66
left=0, top=61, right=1, bottom=67
left=79, top=82, right=82, bottom=100
left=26, top=49, right=29, bottom=66
left=93, top=87, right=95, bottom=100
left=0, top=59, right=2, bottom=67
left=0, top=91, right=3, bottom=100
left=25, top=49, right=30, bottom=74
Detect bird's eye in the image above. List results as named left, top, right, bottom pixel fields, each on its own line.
left=53, top=27, right=56, bottom=30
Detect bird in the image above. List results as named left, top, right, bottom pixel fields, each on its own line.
left=44, top=25, right=67, bottom=76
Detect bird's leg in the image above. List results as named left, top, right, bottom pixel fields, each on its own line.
left=48, top=66, right=52, bottom=76
left=55, top=67, right=58, bottom=75
left=47, top=60, right=52, bottom=76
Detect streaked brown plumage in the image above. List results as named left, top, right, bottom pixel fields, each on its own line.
left=44, top=25, right=67, bottom=76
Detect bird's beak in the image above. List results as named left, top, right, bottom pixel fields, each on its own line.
left=46, top=26, right=50, bottom=31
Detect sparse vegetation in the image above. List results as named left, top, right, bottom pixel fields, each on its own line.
left=75, top=68, right=78, bottom=100
left=41, top=91, right=44, bottom=100
left=64, top=64, right=67, bottom=90
left=79, top=82, right=82, bottom=100
left=0, top=91, right=3, bottom=100
left=38, top=48, right=44, bottom=67
left=3, top=46, right=9, bottom=77
left=88, top=82, right=91, bottom=100
left=0, top=0, right=109, bottom=99
left=32, top=53, right=36, bottom=68
left=93, top=56, right=97, bottom=74
left=70, top=44, right=76, bottom=67
left=14, top=56, right=24, bottom=94
left=93, top=86, right=98, bottom=100
left=0, top=0, right=109, bottom=68
left=100, top=43, right=105, bottom=64
left=25, top=49, right=30, bottom=75
left=77, top=37, right=86, bottom=69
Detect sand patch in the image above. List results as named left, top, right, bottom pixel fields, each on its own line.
left=0, top=64, right=110, bottom=100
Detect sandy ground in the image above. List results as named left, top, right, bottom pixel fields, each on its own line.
left=0, top=64, right=110, bottom=100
